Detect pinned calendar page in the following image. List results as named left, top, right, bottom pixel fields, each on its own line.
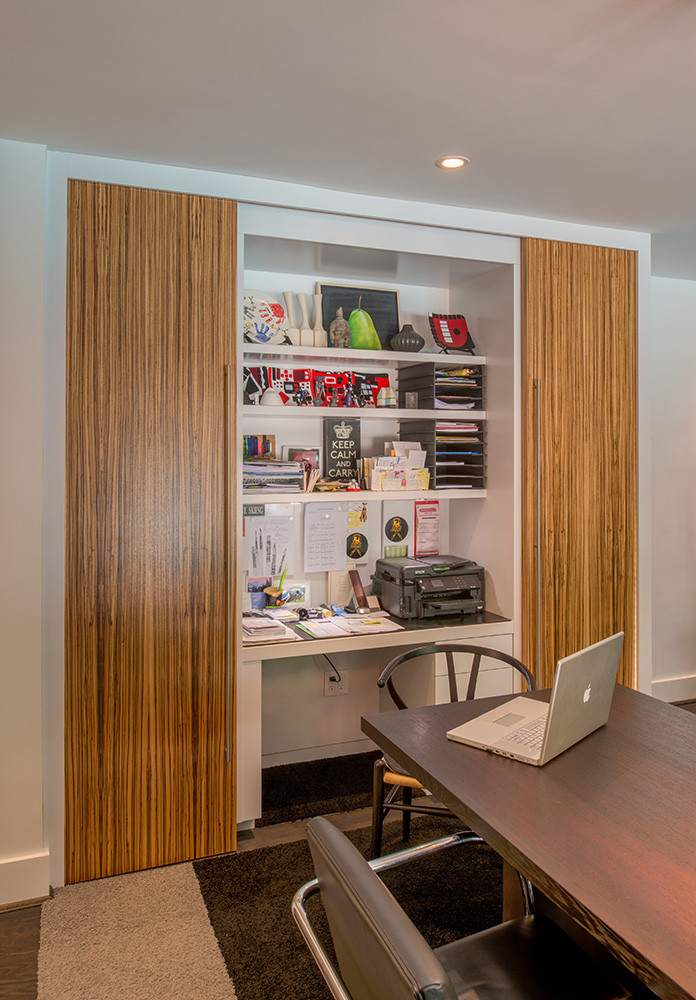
left=303, top=503, right=346, bottom=573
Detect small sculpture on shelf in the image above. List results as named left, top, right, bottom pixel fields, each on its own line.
left=259, top=387, right=285, bottom=406
left=282, top=291, right=300, bottom=345
left=376, top=386, right=397, bottom=407
left=329, top=307, right=351, bottom=348
left=297, top=293, right=313, bottom=347
left=313, top=293, right=328, bottom=347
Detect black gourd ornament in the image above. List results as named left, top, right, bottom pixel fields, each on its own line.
left=390, top=323, right=425, bottom=352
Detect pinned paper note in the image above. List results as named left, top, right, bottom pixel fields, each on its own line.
left=415, top=499, right=440, bottom=557
left=246, top=515, right=294, bottom=577
left=303, top=504, right=346, bottom=572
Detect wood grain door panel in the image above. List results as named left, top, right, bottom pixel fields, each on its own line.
left=521, top=239, right=636, bottom=690
left=65, top=182, right=237, bottom=882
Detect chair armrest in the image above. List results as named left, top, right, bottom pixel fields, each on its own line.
left=291, top=831, right=484, bottom=1000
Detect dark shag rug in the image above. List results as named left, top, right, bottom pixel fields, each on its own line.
left=256, top=751, right=382, bottom=827
left=194, top=816, right=502, bottom=1000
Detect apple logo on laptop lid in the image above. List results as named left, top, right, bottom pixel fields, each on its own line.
left=583, top=684, right=592, bottom=704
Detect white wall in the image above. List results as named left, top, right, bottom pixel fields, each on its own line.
left=0, top=140, right=50, bottom=904
left=0, top=140, right=653, bottom=903
left=651, top=277, right=696, bottom=701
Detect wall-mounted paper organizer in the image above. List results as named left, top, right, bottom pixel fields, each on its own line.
left=398, top=418, right=486, bottom=490
left=397, top=362, right=485, bottom=411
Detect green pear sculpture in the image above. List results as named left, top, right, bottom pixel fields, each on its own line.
left=348, top=296, right=381, bottom=350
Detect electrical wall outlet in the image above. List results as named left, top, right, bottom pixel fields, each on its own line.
left=324, top=670, right=349, bottom=696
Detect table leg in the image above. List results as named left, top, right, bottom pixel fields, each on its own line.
left=502, top=859, right=526, bottom=919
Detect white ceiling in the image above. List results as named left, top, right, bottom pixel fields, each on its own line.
left=4, top=0, right=696, bottom=277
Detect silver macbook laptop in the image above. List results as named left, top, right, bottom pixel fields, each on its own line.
left=446, top=632, right=624, bottom=765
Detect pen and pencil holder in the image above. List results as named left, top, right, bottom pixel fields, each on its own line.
left=263, top=587, right=286, bottom=607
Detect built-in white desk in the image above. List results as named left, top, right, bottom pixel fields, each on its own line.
left=236, top=611, right=513, bottom=825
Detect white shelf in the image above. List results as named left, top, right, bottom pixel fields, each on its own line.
left=243, top=405, right=486, bottom=421
left=242, top=343, right=486, bottom=368
left=242, top=489, right=486, bottom=503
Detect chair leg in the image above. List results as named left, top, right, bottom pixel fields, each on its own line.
left=402, top=786, right=413, bottom=843
left=371, top=758, right=388, bottom=859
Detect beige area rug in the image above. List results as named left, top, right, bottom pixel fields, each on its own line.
left=38, top=862, right=236, bottom=1000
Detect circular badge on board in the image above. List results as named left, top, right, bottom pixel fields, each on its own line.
left=346, top=532, right=368, bottom=560
left=385, top=516, right=408, bottom=542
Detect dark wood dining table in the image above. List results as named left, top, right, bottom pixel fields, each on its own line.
left=362, top=684, right=696, bottom=1000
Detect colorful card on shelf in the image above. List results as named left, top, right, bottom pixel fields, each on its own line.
left=283, top=446, right=320, bottom=469
left=247, top=577, right=272, bottom=610
left=283, top=580, right=310, bottom=605
left=243, top=290, right=290, bottom=345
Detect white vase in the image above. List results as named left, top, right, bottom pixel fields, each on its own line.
left=313, top=293, right=328, bottom=348
left=282, top=291, right=300, bottom=346
left=297, top=292, right=313, bottom=347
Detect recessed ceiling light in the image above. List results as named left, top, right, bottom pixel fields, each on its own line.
left=436, top=156, right=469, bottom=170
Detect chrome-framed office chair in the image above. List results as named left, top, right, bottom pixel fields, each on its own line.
left=293, top=816, right=629, bottom=1000
left=371, top=643, right=535, bottom=858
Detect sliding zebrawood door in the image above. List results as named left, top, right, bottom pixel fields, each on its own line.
left=65, top=181, right=237, bottom=883
left=521, top=239, right=637, bottom=690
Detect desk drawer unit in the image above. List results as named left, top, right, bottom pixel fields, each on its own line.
left=432, top=634, right=515, bottom=704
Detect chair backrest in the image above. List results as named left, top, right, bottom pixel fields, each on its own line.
left=306, top=816, right=457, bottom=1000
left=377, top=643, right=535, bottom=711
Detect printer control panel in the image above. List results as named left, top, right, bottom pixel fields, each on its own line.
left=420, top=576, right=471, bottom=590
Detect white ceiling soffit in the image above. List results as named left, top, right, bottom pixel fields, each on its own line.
left=3, top=0, right=696, bottom=277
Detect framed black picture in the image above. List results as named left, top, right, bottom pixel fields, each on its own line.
left=317, top=283, right=400, bottom=350
left=322, top=416, right=361, bottom=481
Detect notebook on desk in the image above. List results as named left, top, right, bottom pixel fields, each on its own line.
left=446, top=632, right=624, bottom=765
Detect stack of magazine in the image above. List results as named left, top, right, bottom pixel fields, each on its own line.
left=243, top=458, right=306, bottom=492
left=434, top=366, right=483, bottom=409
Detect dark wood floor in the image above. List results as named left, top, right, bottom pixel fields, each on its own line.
left=4, top=700, right=696, bottom=998
left=0, top=805, right=376, bottom=1000
left=0, top=904, right=41, bottom=1000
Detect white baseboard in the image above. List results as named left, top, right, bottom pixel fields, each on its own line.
left=0, top=850, right=50, bottom=907
left=262, top=737, right=377, bottom=768
left=652, top=674, right=696, bottom=703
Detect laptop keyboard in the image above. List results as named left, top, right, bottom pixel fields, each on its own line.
left=504, top=718, right=547, bottom=750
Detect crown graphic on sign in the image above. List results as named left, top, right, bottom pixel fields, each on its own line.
left=334, top=421, right=353, bottom=439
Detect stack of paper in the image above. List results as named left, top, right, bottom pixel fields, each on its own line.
left=263, top=607, right=300, bottom=622
left=241, top=616, right=299, bottom=645
left=243, top=459, right=306, bottom=492
left=434, top=367, right=483, bottom=409
left=296, top=615, right=405, bottom=638
left=433, top=421, right=485, bottom=489
left=333, top=616, right=404, bottom=635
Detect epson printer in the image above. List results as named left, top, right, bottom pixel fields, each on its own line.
left=371, top=555, right=485, bottom=620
